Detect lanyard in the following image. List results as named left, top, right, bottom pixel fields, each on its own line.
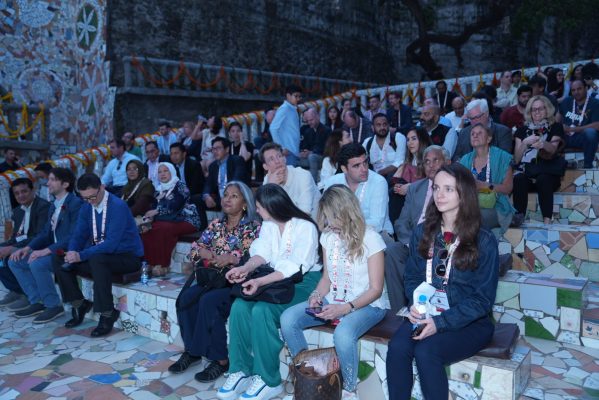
left=329, top=233, right=352, bottom=302
left=472, top=151, right=491, bottom=183
left=282, top=220, right=294, bottom=258
left=356, top=180, right=368, bottom=203
left=426, top=237, right=459, bottom=285
left=356, top=119, right=363, bottom=143
left=571, top=94, right=590, bottom=127
left=92, top=193, right=109, bottom=245
left=122, top=180, right=143, bottom=201
left=437, top=92, right=448, bottom=109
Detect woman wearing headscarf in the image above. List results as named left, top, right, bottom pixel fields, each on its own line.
left=121, top=159, right=155, bottom=218
left=141, top=162, right=201, bottom=276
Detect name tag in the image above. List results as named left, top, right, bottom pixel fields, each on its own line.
left=15, top=235, right=27, bottom=243
left=430, top=289, right=450, bottom=312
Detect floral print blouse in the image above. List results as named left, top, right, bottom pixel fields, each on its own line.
left=189, top=216, right=261, bottom=263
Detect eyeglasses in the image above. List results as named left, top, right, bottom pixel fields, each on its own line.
left=81, top=188, right=101, bottom=202
left=211, top=146, right=224, bottom=152
left=435, top=248, right=449, bottom=278
left=531, top=107, right=545, bottom=114
left=468, top=112, right=485, bottom=121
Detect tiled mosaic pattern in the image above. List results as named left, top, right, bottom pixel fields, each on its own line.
left=493, top=271, right=589, bottom=346
left=0, top=0, right=112, bottom=152
left=561, top=169, right=599, bottom=194
left=80, top=275, right=187, bottom=346
left=504, top=224, right=599, bottom=282
left=526, top=192, right=599, bottom=225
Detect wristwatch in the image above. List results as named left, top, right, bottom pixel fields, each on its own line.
left=348, top=301, right=356, bottom=313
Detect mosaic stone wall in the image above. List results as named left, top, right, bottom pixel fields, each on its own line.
left=492, top=271, right=595, bottom=347
left=504, top=224, right=599, bottom=282
left=0, top=0, right=112, bottom=153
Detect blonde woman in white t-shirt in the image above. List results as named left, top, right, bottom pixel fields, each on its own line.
left=280, top=184, right=388, bottom=400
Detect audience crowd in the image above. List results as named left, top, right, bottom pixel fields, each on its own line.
left=1, top=61, right=599, bottom=400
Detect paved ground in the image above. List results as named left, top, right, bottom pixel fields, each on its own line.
left=0, top=287, right=598, bottom=399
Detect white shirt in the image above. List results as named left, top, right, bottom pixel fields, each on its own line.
left=19, top=204, right=32, bottom=236
left=322, top=228, right=389, bottom=309
left=200, top=129, right=225, bottom=162
left=52, top=192, right=68, bottom=242
left=264, top=166, right=321, bottom=219
left=146, top=158, right=161, bottom=189
left=249, top=218, right=322, bottom=278
left=495, top=86, right=518, bottom=109
left=101, top=152, right=140, bottom=187
left=318, top=157, right=337, bottom=190
left=323, top=171, right=393, bottom=234
left=157, top=132, right=178, bottom=155
left=362, top=132, right=407, bottom=172
left=445, top=111, right=463, bottom=130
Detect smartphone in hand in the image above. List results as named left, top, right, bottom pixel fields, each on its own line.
left=305, top=307, right=322, bottom=317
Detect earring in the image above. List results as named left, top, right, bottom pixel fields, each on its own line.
left=243, top=206, right=247, bottom=211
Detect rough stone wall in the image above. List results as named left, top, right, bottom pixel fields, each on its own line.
left=0, top=0, right=111, bottom=155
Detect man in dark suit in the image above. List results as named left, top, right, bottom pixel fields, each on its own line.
left=170, top=142, right=207, bottom=230
left=202, top=137, right=248, bottom=210
left=7, top=168, right=83, bottom=323
left=452, top=98, right=512, bottom=161
left=299, top=108, right=331, bottom=182
left=0, top=178, right=50, bottom=307
left=144, top=141, right=170, bottom=189
left=386, top=146, right=450, bottom=313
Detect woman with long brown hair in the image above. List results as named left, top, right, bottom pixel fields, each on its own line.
left=386, top=163, right=499, bottom=400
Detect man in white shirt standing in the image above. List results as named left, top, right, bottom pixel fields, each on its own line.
left=361, top=113, right=406, bottom=178
left=495, top=71, right=518, bottom=109
left=261, top=142, right=320, bottom=218
left=101, top=139, right=140, bottom=197
left=322, top=143, right=393, bottom=241
left=156, top=121, right=178, bottom=156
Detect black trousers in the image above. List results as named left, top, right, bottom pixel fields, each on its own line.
left=513, top=173, right=560, bottom=219
left=54, top=253, right=140, bottom=313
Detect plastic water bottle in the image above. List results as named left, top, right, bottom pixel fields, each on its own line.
left=412, top=294, right=428, bottom=337
left=141, top=261, right=150, bottom=285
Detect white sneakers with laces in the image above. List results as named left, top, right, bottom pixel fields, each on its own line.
left=342, top=389, right=360, bottom=399
left=238, top=375, right=283, bottom=400
left=216, top=371, right=250, bottom=399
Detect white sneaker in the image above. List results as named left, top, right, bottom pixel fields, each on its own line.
left=239, top=375, right=283, bottom=400
left=342, top=389, right=360, bottom=399
left=217, top=371, right=250, bottom=399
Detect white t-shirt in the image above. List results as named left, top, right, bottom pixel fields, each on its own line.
left=321, top=227, right=389, bottom=310
left=318, top=157, right=336, bottom=190
left=264, top=166, right=321, bottom=219
left=249, top=218, right=322, bottom=278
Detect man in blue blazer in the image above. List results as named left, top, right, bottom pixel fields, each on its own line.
left=8, top=168, right=82, bottom=323
left=56, top=173, right=144, bottom=337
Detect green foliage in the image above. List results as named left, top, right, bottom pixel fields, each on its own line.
left=511, top=0, right=596, bottom=38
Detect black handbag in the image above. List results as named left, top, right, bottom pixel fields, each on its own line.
left=175, top=259, right=231, bottom=312
left=231, top=264, right=303, bottom=304
left=524, top=156, right=566, bottom=178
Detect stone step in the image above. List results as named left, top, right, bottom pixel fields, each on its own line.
left=564, top=151, right=599, bottom=169
left=503, top=223, right=599, bottom=281
left=493, top=270, right=590, bottom=347
left=582, top=281, right=599, bottom=349
left=560, top=169, right=599, bottom=193
left=525, top=192, right=599, bottom=225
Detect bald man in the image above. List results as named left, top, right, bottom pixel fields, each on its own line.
left=299, top=108, right=331, bottom=182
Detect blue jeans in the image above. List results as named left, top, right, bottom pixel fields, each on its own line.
left=0, top=256, right=23, bottom=294
left=280, top=299, right=387, bottom=391
left=565, top=128, right=599, bottom=168
left=285, top=152, right=300, bottom=167
left=8, top=254, right=61, bottom=307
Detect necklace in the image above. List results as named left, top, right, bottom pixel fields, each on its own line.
left=92, top=192, right=109, bottom=245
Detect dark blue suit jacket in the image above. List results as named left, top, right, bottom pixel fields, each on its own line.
left=28, top=192, right=83, bottom=253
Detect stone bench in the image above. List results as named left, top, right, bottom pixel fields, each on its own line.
left=290, top=315, right=530, bottom=400
left=560, top=168, right=599, bottom=193
left=493, top=270, right=593, bottom=347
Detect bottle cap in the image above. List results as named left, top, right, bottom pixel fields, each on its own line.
left=418, top=294, right=427, bottom=302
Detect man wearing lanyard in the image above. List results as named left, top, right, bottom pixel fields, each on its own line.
left=55, top=173, right=144, bottom=337
left=202, top=137, right=247, bottom=211
left=0, top=178, right=50, bottom=308
left=322, top=143, right=393, bottom=240
left=386, top=91, right=413, bottom=136
left=342, top=110, right=373, bottom=144
left=7, top=169, right=82, bottom=322
left=559, top=80, right=599, bottom=169
left=101, top=139, right=140, bottom=197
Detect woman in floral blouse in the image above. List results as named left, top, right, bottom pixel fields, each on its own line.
left=169, top=181, right=261, bottom=384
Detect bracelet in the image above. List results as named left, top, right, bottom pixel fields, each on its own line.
left=348, top=301, right=356, bottom=313
left=309, top=290, right=322, bottom=302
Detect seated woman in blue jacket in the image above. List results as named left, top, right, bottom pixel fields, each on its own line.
left=386, top=163, right=499, bottom=400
